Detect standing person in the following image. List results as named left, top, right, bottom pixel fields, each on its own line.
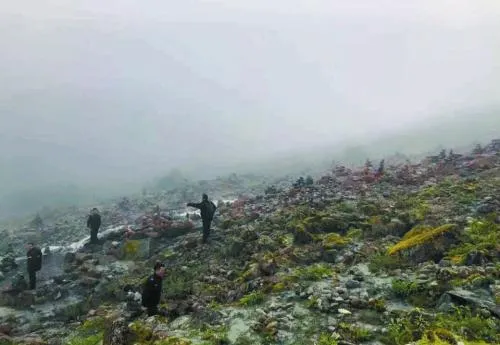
left=187, top=193, right=217, bottom=244
left=26, top=243, right=42, bottom=290
left=87, top=208, right=102, bottom=244
left=141, top=261, right=168, bottom=316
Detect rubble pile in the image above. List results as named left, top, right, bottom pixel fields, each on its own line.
left=0, top=139, right=498, bottom=345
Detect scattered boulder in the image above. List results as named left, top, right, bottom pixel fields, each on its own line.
left=103, top=317, right=132, bottom=345
left=0, top=291, right=35, bottom=309
left=464, top=251, right=491, bottom=266
left=439, top=289, right=500, bottom=319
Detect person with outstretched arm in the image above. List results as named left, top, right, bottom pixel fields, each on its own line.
left=187, top=193, right=217, bottom=244
left=87, top=208, right=102, bottom=244
left=26, top=242, right=42, bottom=290
left=141, top=261, right=168, bottom=317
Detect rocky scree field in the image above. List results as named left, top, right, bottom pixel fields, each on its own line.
left=0, top=139, right=499, bottom=345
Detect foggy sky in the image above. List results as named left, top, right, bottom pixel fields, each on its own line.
left=0, top=0, right=499, bottom=192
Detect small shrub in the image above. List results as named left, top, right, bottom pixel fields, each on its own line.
left=392, top=279, right=419, bottom=297
left=382, top=307, right=500, bottom=345
left=338, top=322, right=374, bottom=343
left=369, top=253, right=407, bottom=273
left=434, top=307, right=500, bottom=343
left=238, top=291, right=265, bottom=306
left=271, top=282, right=286, bottom=293
left=383, top=309, right=432, bottom=345
left=346, top=228, right=363, bottom=240
left=447, top=217, right=500, bottom=264
left=305, top=295, right=319, bottom=309
left=163, top=274, right=193, bottom=299
left=322, top=233, right=349, bottom=249
left=292, top=263, right=333, bottom=281
left=129, top=320, right=154, bottom=341
left=368, top=298, right=387, bottom=312
left=278, top=234, right=294, bottom=247
left=317, top=333, right=338, bottom=345
left=200, top=325, right=229, bottom=344
left=162, top=265, right=206, bottom=299
left=358, top=201, right=381, bottom=217
left=409, top=201, right=431, bottom=222
left=454, top=273, right=495, bottom=289
left=79, top=316, right=107, bottom=333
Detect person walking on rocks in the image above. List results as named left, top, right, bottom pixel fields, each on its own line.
left=87, top=208, right=102, bottom=244
left=26, top=242, right=42, bottom=290
left=187, top=193, right=217, bottom=244
left=141, top=261, right=168, bottom=317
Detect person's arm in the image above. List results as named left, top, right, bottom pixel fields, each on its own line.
left=87, top=216, right=91, bottom=228
left=96, top=215, right=101, bottom=228
left=187, top=202, right=202, bottom=209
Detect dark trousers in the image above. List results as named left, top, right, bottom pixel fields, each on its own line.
left=202, top=218, right=212, bottom=243
left=90, top=228, right=99, bottom=244
left=28, top=269, right=37, bottom=290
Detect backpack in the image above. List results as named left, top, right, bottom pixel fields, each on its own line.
left=206, top=201, right=217, bottom=219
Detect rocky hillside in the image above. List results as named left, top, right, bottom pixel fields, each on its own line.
left=0, top=139, right=499, bottom=345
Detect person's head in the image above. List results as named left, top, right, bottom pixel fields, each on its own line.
left=91, top=208, right=99, bottom=214
left=154, top=261, right=166, bottom=278
left=25, top=242, right=34, bottom=251
left=202, top=193, right=208, bottom=201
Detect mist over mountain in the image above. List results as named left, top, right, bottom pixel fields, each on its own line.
left=1, top=109, right=498, bottom=219
left=0, top=1, right=499, bottom=218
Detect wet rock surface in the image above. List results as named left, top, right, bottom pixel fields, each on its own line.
left=0, top=139, right=499, bottom=344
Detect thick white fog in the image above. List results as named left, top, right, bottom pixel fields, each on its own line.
left=0, top=1, right=499, bottom=211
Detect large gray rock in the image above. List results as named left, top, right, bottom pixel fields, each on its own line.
left=0, top=290, right=35, bottom=308
left=439, top=289, right=500, bottom=319
left=103, top=317, right=132, bottom=345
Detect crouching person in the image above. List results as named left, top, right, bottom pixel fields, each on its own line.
left=141, top=261, right=168, bottom=317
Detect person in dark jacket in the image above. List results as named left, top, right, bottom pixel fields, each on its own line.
left=141, top=261, right=167, bottom=316
left=187, top=193, right=217, bottom=243
left=87, top=208, right=102, bottom=244
left=25, top=243, right=42, bottom=290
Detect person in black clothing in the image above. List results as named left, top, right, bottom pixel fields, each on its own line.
left=187, top=193, right=217, bottom=243
left=141, top=261, right=167, bottom=317
left=25, top=242, right=42, bottom=290
left=87, top=208, right=102, bottom=244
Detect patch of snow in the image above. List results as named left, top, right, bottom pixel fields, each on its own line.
left=49, top=225, right=125, bottom=253
left=178, top=198, right=237, bottom=219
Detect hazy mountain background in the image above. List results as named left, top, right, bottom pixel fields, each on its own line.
left=0, top=1, right=499, bottom=218
left=1, top=109, right=498, bottom=219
